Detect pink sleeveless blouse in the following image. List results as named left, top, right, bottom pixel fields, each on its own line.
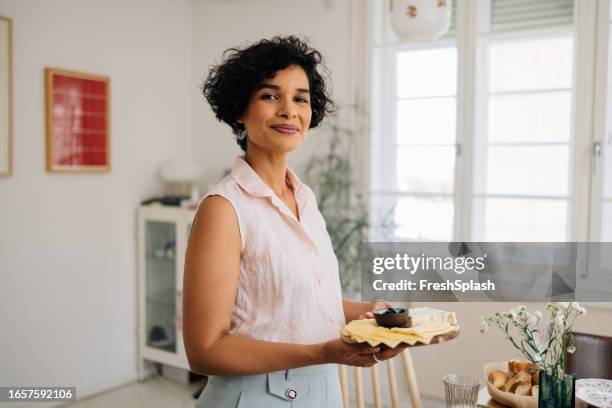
left=201, top=157, right=346, bottom=344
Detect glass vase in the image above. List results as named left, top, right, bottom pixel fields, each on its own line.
left=538, top=371, right=575, bottom=408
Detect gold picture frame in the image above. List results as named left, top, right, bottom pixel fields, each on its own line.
left=45, top=67, right=111, bottom=173
left=0, top=16, right=12, bottom=176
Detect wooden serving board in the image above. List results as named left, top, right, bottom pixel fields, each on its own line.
left=341, top=325, right=461, bottom=348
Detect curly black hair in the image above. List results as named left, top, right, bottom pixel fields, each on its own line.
left=202, top=36, right=335, bottom=151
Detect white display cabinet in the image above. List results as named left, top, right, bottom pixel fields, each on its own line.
left=137, top=205, right=196, bottom=380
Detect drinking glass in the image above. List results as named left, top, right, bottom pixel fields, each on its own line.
left=442, top=374, right=480, bottom=408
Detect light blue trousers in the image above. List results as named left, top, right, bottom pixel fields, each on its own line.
left=195, top=364, right=343, bottom=407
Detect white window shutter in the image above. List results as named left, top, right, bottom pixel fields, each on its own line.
left=491, top=0, right=574, bottom=33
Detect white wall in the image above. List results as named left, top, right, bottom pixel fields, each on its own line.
left=190, top=0, right=358, bottom=189
left=0, top=0, right=192, bottom=398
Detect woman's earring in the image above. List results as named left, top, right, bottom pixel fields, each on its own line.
left=237, top=129, right=247, bottom=141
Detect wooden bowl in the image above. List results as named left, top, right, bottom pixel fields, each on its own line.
left=483, top=361, right=537, bottom=408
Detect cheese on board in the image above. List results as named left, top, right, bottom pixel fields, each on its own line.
left=409, top=307, right=457, bottom=326
left=341, top=316, right=457, bottom=347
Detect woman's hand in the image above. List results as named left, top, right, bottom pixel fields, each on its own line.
left=319, top=338, right=409, bottom=367
left=333, top=300, right=407, bottom=366
left=355, top=300, right=409, bottom=363
left=358, top=300, right=392, bottom=320
left=320, top=338, right=382, bottom=367
left=372, top=343, right=409, bottom=362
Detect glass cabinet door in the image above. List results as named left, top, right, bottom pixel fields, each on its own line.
left=145, top=220, right=177, bottom=353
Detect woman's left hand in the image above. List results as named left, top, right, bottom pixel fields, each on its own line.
left=358, top=300, right=392, bottom=320
left=357, top=300, right=409, bottom=363
left=373, top=343, right=409, bottom=362
left=352, top=300, right=407, bottom=362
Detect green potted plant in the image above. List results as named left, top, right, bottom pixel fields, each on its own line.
left=303, top=123, right=369, bottom=297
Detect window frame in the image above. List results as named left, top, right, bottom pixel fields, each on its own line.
left=589, top=0, right=611, bottom=243
left=473, top=29, right=577, bottom=242
left=367, top=0, right=607, bottom=243
left=370, top=39, right=460, bottom=242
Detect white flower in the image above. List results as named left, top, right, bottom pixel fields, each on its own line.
left=571, top=302, right=587, bottom=315
left=517, top=309, right=529, bottom=325
left=480, top=303, right=586, bottom=374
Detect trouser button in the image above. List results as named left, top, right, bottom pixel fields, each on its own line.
left=285, top=388, right=297, bottom=400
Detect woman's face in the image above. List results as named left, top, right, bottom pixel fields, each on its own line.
left=239, top=65, right=312, bottom=154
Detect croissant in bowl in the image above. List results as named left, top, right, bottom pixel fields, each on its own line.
left=487, top=359, right=540, bottom=397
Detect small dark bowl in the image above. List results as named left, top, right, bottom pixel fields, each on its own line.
left=372, top=307, right=411, bottom=328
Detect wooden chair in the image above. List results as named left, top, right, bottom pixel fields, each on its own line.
left=566, top=332, right=612, bottom=380
left=338, top=349, right=421, bottom=408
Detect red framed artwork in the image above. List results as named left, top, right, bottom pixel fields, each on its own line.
left=45, top=68, right=110, bottom=172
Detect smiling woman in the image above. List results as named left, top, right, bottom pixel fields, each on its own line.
left=237, top=66, right=312, bottom=154
left=201, top=36, right=333, bottom=152
left=184, top=36, right=407, bottom=407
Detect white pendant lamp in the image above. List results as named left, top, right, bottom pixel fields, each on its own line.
left=390, top=0, right=452, bottom=42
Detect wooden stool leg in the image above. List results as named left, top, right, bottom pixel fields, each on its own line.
left=355, top=367, right=365, bottom=408
left=401, top=349, right=422, bottom=408
left=370, top=364, right=382, bottom=408
left=339, top=365, right=350, bottom=408
left=386, top=358, right=399, bottom=408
